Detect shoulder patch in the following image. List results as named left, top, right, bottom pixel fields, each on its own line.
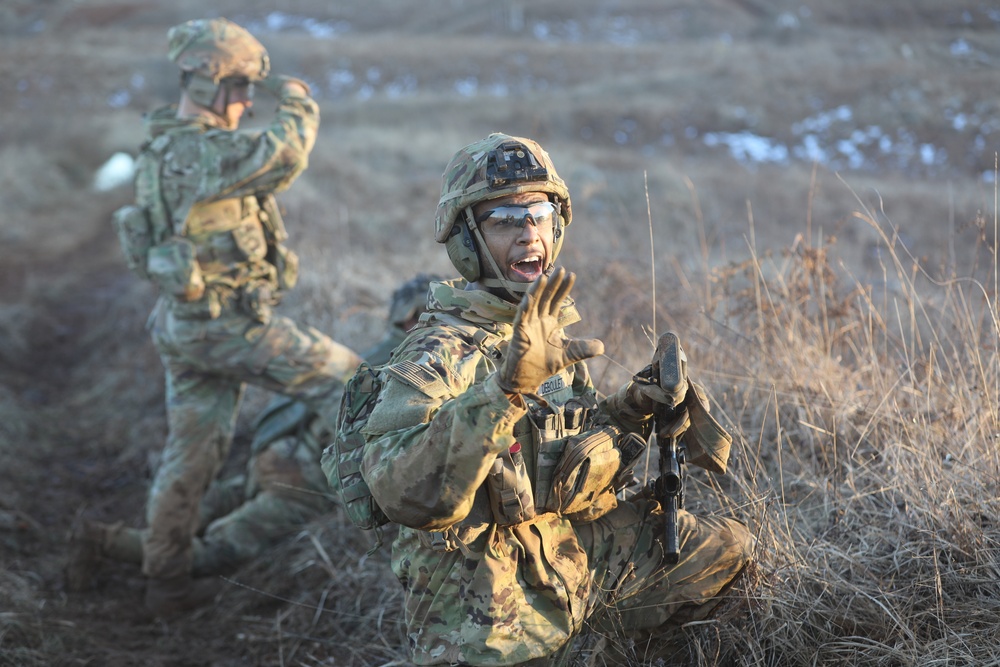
left=392, top=324, right=487, bottom=389
left=384, top=359, right=452, bottom=399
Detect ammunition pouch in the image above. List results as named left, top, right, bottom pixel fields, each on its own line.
left=191, top=216, right=268, bottom=271
left=147, top=237, right=205, bottom=302
left=112, top=204, right=157, bottom=280
left=240, top=281, right=275, bottom=323
left=184, top=196, right=290, bottom=295
left=486, top=445, right=535, bottom=526
left=229, top=218, right=268, bottom=262
left=185, top=198, right=244, bottom=236
left=529, top=396, right=591, bottom=513
left=168, top=287, right=223, bottom=321
left=545, top=426, right=621, bottom=520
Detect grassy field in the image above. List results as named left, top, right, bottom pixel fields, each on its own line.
left=1, top=1, right=998, bottom=665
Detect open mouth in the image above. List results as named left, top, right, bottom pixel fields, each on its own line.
left=509, top=256, right=544, bottom=281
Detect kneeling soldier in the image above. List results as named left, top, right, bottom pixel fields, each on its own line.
left=359, top=133, right=756, bottom=666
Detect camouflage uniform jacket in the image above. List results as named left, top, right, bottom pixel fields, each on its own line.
left=362, top=280, right=650, bottom=665
left=135, top=89, right=318, bottom=317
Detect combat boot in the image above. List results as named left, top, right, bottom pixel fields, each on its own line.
left=144, top=574, right=223, bottom=617
left=65, top=518, right=112, bottom=592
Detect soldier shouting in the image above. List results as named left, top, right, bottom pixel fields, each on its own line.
left=356, top=133, right=756, bottom=665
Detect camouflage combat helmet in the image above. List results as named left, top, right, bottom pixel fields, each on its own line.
left=387, top=273, right=443, bottom=330
left=435, top=133, right=571, bottom=298
left=167, top=17, right=270, bottom=109
left=362, top=273, right=443, bottom=366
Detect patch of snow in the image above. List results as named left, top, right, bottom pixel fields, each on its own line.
left=93, top=152, right=135, bottom=191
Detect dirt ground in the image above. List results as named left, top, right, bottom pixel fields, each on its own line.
left=1, top=1, right=998, bottom=665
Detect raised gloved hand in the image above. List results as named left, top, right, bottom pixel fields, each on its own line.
left=258, top=74, right=311, bottom=98
left=496, top=268, right=605, bottom=396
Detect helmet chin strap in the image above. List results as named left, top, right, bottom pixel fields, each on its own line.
left=464, top=207, right=550, bottom=302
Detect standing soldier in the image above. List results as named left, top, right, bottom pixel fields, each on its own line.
left=357, top=133, right=756, bottom=665
left=103, top=17, right=361, bottom=616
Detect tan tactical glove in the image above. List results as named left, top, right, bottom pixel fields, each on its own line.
left=628, top=363, right=686, bottom=417
left=258, top=74, right=311, bottom=98
left=496, top=268, right=605, bottom=396
left=623, top=332, right=689, bottom=417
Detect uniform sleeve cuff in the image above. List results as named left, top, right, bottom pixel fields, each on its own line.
left=481, top=374, right=528, bottom=434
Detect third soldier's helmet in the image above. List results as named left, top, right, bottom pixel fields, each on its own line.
left=362, top=273, right=443, bottom=366
left=386, top=273, right=443, bottom=332
left=167, top=17, right=270, bottom=108
left=435, top=133, right=571, bottom=298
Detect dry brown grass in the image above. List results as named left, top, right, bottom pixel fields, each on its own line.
left=654, top=190, right=1000, bottom=665
left=3, top=1, right=1000, bottom=665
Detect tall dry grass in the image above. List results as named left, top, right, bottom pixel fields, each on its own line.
left=645, top=183, right=1000, bottom=665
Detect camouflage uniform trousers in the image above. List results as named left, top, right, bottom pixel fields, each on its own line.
left=98, top=432, right=332, bottom=575
left=145, top=305, right=359, bottom=580
left=443, top=499, right=753, bottom=667
left=575, top=499, right=752, bottom=665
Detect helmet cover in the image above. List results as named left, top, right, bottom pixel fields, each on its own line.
left=435, top=133, right=571, bottom=242
left=387, top=273, right=443, bottom=329
left=436, top=133, right=572, bottom=285
left=167, top=17, right=270, bottom=83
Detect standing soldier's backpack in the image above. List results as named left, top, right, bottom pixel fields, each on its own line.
left=321, top=362, right=391, bottom=535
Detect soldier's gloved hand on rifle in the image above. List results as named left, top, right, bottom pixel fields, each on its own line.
left=496, top=268, right=605, bottom=401
left=258, top=73, right=311, bottom=98
left=607, top=348, right=689, bottom=426
left=630, top=362, right=686, bottom=416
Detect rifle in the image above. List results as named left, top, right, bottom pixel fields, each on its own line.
left=652, top=332, right=689, bottom=564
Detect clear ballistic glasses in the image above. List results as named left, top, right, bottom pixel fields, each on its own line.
left=475, top=201, right=558, bottom=239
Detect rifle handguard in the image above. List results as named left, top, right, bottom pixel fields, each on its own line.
left=653, top=332, right=687, bottom=566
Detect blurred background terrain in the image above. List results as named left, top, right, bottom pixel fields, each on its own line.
left=1, top=1, right=998, bottom=665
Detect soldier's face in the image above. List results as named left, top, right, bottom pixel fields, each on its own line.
left=472, top=193, right=554, bottom=284
left=212, top=81, right=253, bottom=130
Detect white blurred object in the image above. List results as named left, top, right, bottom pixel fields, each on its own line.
left=93, top=152, right=135, bottom=191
